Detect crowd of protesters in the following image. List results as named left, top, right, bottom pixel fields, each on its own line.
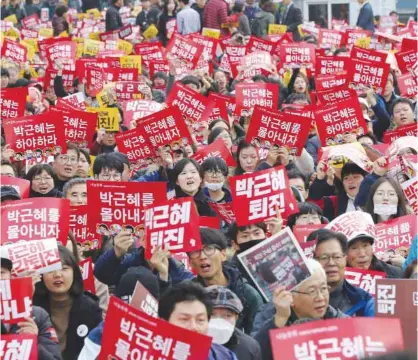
left=0, top=0, right=417, bottom=359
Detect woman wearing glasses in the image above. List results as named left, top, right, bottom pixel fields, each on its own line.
left=253, top=259, right=347, bottom=360
left=25, top=164, right=63, bottom=198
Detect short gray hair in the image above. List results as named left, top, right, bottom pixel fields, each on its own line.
left=294, top=259, right=327, bottom=290
left=63, top=178, right=87, bottom=198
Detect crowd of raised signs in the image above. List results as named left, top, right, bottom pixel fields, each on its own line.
left=0, top=0, right=417, bottom=359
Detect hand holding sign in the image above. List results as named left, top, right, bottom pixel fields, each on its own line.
left=149, top=246, right=170, bottom=281
left=373, top=156, right=389, bottom=176
left=114, top=229, right=134, bottom=259
left=264, top=206, right=283, bottom=236
left=273, top=286, right=293, bottom=328
left=16, top=317, right=38, bottom=336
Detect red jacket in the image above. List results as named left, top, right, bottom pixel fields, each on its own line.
left=203, top=0, right=229, bottom=34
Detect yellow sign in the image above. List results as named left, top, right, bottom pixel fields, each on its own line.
left=83, top=39, right=102, bottom=56
left=142, top=24, right=158, bottom=40
left=132, top=5, right=142, bottom=17
left=21, top=41, right=36, bottom=61
left=4, top=14, right=17, bottom=25
left=202, top=27, right=220, bottom=39
left=86, top=8, right=101, bottom=19
left=117, top=39, right=133, bottom=55
left=76, top=43, right=84, bottom=58
left=23, top=38, right=38, bottom=51
left=297, top=24, right=305, bottom=38
left=39, top=28, right=53, bottom=38
left=89, top=155, right=96, bottom=177
left=19, top=66, right=38, bottom=78
left=268, top=24, right=287, bottom=35
left=96, top=90, right=110, bottom=108
left=59, top=31, right=69, bottom=37
left=120, top=55, right=142, bottom=74
left=78, top=13, right=88, bottom=21
left=89, top=32, right=100, bottom=41
left=355, top=37, right=371, bottom=49
left=73, top=37, right=84, bottom=43
left=87, top=107, right=119, bottom=132
left=5, top=27, right=20, bottom=39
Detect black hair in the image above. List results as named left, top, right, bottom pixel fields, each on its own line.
left=158, top=281, right=212, bottom=320
left=287, top=202, right=324, bottom=230
left=287, top=170, right=308, bottom=190
left=1, top=68, right=9, bottom=78
left=207, top=127, right=231, bottom=145
left=310, top=228, right=348, bottom=255
left=180, top=75, right=200, bottom=88
left=364, top=352, right=418, bottom=360
left=235, top=139, right=258, bottom=175
left=25, top=164, right=57, bottom=184
left=93, top=153, right=124, bottom=176
left=252, top=75, right=269, bottom=83
left=374, top=15, right=381, bottom=21
left=179, top=0, right=189, bottom=4
left=391, top=97, right=415, bottom=113
left=364, top=176, right=409, bottom=223
left=389, top=11, right=398, bottom=16
left=162, top=0, right=177, bottom=13
left=34, top=246, right=84, bottom=302
left=153, top=71, right=168, bottom=82
left=55, top=4, right=68, bottom=16
left=200, top=227, right=228, bottom=250
left=227, top=221, right=267, bottom=243
left=54, top=142, right=80, bottom=160
left=334, top=47, right=348, bottom=56
left=201, top=157, right=228, bottom=177
left=67, top=231, right=81, bottom=263
left=208, top=119, right=230, bottom=132
left=302, top=34, right=317, bottom=44
left=358, top=133, right=378, bottom=144
left=283, top=93, right=311, bottom=105
left=109, top=151, right=130, bottom=166
left=25, top=102, right=35, bottom=115
left=78, top=148, right=91, bottom=164
left=341, top=162, right=367, bottom=180
left=173, top=158, right=202, bottom=182
left=1, top=160, right=16, bottom=176
left=232, top=2, right=244, bottom=12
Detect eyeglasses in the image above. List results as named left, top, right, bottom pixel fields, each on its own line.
left=33, top=176, right=53, bottom=183
left=315, top=254, right=346, bottom=264
left=99, top=172, right=122, bottom=181
left=58, top=155, right=78, bottom=164
left=291, top=285, right=330, bottom=299
left=188, top=245, right=221, bottom=259
left=205, top=170, right=224, bottom=177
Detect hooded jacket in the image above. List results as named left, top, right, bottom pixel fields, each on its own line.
left=254, top=305, right=347, bottom=360
left=1, top=306, right=62, bottom=360
left=194, top=264, right=263, bottom=334
left=33, top=291, right=102, bottom=360
left=252, top=8, right=275, bottom=37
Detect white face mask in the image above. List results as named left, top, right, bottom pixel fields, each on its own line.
left=205, top=182, right=223, bottom=191
left=374, top=204, right=398, bottom=216
left=207, top=318, right=235, bottom=345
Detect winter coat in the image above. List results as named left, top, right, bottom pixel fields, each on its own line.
left=356, top=1, right=375, bottom=33
left=157, top=12, right=176, bottom=46
left=105, top=5, right=123, bottom=32
left=252, top=10, right=274, bottom=38
left=254, top=305, right=347, bottom=360
left=370, top=255, right=403, bottom=278
left=203, top=186, right=232, bottom=203
left=33, top=292, right=102, bottom=360
left=225, top=328, right=262, bottom=360
left=93, top=246, right=195, bottom=287
left=209, top=344, right=238, bottom=360
left=334, top=279, right=375, bottom=317
left=194, top=265, right=264, bottom=334
left=1, top=306, right=62, bottom=360
left=203, top=0, right=228, bottom=33
left=175, top=186, right=217, bottom=217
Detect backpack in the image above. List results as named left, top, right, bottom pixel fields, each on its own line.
left=250, top=16, right=263, bottom=37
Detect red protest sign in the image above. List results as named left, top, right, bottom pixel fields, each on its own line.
left=343, top=29, right=372, bottom=48
left=134, top=42, right=164, bottom=67
left=395, top=49, right=417, bottom=74
left=79, top=257, right=95, bottom=295
left=149, top=60, right=169, bottom=80
left=299, top=240, right=316, bottom=259
left=293, top=224, right=325, bottom=243
left=208, top=202, right=236, bottom=224
left=190, top=33, right=219, bottom=60
left=0, top=277, right=32, bottom=324
left=230, top=165, right=298, bottom=226
left=99, top=297, right=213, bottom=360
left=69, top=205, right=101, bottom=251
left=345, top=267, right=386, bottom=297
left=315, top=56, right=350, bottom=76
left=270, top=317, right=404, bottom=360
left=315, top=72, right=348, bottom=91
left=199, top=216, right=221, bottom=229
left=38, top=37, right=71, bottom=60
left=1, top=38, right=27, bottom=63
left=246, top=37, right=275, bottom=54
left=106, top=68, right=138, bottom=83
left=166, top=82, right=212, bottom=124
left=44, top=68, right=76, bottom=93
left=279, top=42, right=316, bottom=70
left=223, top=44, right=247, bottom=77
left=237, top=227, right=312, bottom=302
left=166, top=34, right=203, bottom=70
left=207, top=96, right=229, bottom=125
left=192, top=138, right=236, bottom=167
left=245, top=106, right=310, bottom=156
left=0, top=176, right=30, bottom=199
left=21, top=28, right=39, bottom=39
left=0, top=334, right=38, bottom=359
left=0, top=87, right=27, bottom=119
left=22, top=13, right=40, bottom=28
left=320, top=143, right=373, bottom=173
left=316, top=86, right=357, bottom=105
left=86, top=181, right=167, bottom=237
left=376, top=279, right=417, bottom=353
left=0, top=238, right=62, bottom=276
left=121, top=100, right=163, bottom=128
left=130, top=281, right=158, bottom=317
left=115, top=127, right=154, bottom=165
left=397, top=73, right=418, bottom=99
left=314, top=98, right=368, bottom=147
left=208, top=92, right=236, bottom=118
left=235, top=83, right=279, bottom=117
left=383, top=123, right=418, bottom=143
left=114, top=81, right=146, bottom=102
left=144, top=197, right=201, bottom=259
left=317, top=29, right=344, bottom=48
left=85, top=66, right=106, bottom=97
left=351, top=46, right=388, bottom=63
left=374, top=215, right=416, bottom=261
left=401, top=177, right=418, bottom=215
left=347, top=58, right=390, bottom=95
left=45, top=41, right=76, bottom=64
left=1, top=198, right=70, bottom=245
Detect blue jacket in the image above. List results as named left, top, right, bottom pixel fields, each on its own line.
left=354, top=173, right=381, bottom=208
left=244, top=4, right=260, bottom=22
left=371, top=96, right=391, bottom=141
left=356, top=2, right=374, bottom=32
left=93, top=247, right=195, bottom=287
left=403, top=235, right=417, bottom=271
left=340, top=279, right=375, bottom=317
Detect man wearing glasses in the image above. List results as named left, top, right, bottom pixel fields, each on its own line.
left=311, top=229, right=375, bottom=317
left=188, top=228, right=263, bottom=335
left=92, top=153, right=124, bottom=182
left=253, top=259, right=347, bottom=360
left=52, top=143, right=80, bottom=191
